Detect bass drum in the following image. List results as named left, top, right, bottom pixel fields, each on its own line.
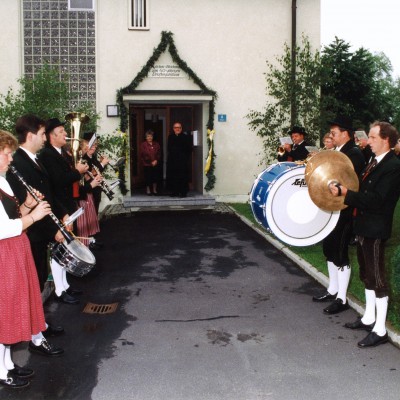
left=50, top=239, right=96, bottom=277
left=250, top=162, right=339, bottom=246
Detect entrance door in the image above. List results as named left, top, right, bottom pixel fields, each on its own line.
left=129, top=104, right=202, bottom=193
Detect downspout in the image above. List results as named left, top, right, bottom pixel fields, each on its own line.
left=291, top=0, right=297, bottom=126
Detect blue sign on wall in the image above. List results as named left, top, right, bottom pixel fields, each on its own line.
left=218, top=114, right=227, bottom=122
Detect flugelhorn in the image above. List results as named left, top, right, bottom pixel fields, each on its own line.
left=277, top=146, right=286, bottom=157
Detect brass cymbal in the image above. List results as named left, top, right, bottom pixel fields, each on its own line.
left=305, top=150, right=354, bottom=184
left=307, top=161, right=359, bottom=211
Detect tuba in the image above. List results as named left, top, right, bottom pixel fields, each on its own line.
left=65, top=112, right=90, bottom=165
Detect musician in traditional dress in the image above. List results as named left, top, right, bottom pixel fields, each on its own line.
left=0, top=130, right=60, bottom=388
left=277, top=126, right=310, bottom=162
left=76, top=138, right=102, bottom=249
left=312, top=116, right=365, bottom=314
left=82, top=131, right=110, bottom=213
left=330, top=121, right=400, bottom=347
left=38, top=118, right=89, bottom=304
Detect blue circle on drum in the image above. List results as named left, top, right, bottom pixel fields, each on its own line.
left=250, top=162, right=298, bottom=230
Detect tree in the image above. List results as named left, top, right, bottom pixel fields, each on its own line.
left=320, top=38, right=397, bottom=131
left=246, top=36, right=321, bottom=165
left=0, top=64, right=99, bottom=134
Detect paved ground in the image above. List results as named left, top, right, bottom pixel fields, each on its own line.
left=4, top=209, right=400, bottom=400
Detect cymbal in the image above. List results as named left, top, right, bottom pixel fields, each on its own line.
left=307, top=161, right=359, bottom=211
left=305, top=150, right=354, bottom=184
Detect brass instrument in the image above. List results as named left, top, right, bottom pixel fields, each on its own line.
left=65, top=112, right=90, bottom=164
left=277, top=146, right=286, bottom=157
left=304, top=151, right=359, bottom=211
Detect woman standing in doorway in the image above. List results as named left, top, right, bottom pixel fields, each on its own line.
left=140, top=130, right=161, bottom=195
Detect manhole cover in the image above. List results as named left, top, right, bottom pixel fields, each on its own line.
left=83, top=302, right=119, bottom=314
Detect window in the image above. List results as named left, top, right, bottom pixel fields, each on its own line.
left=68, top=0, right=95, bottom=11
left=129, top=0, right=149, bottom=30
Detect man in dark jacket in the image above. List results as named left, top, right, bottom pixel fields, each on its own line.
left=277, top=126, right=310, bottom=162
left=330, top=121, right=400, bottom=347
left=312, top=116, right=365, bottom=314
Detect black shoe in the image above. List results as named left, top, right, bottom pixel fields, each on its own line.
left=0, top=373, right=30, bottom=389
left=55, top=291, right=79, bottom=305
left=344, top=317, right=374, bottom=332
left=358, top=332, right=389, bottom=348
left=43, top=324, right=65, bottom=338
left=89, top=242, right=102, bottom=251
left=8, top=365, right=34, bottom=379
left=312, top=291, right=337, bottom=302
left=323, top=298, right=350, bottom=314
left=66, top=287, right=83, bottom=296
left=29, top=340, right=64, bottom=357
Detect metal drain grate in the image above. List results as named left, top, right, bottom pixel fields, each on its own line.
left=83, top=302, right=119, bottom=314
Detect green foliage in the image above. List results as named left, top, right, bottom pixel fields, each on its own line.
left=0, top=64, right=99, bottom=134
left=320, top=38, right=397, bottom=131
left=246, top=36, right=321, bottom=165
left=97, top=130, right=129, bottom=195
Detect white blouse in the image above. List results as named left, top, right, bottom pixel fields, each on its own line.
left=0, top=176, right=23, bottom=240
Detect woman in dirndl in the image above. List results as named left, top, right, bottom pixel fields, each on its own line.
left=0, top=130, right=52, bottom=389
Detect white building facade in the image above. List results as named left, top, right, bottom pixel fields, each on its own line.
left=0, top=0, right=320, bottom=203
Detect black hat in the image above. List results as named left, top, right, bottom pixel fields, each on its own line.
left=288, top=126, right=307, bottom=136
left=83, top=132, right=96, bottom=142
left=328, top=115, right=354, bottom=132
left=45, top=118, right=65, bottom=134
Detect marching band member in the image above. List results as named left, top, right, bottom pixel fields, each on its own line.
left=0, top=130, right=58, bottom=388
left=277, top=126, right=310, bottom=162
left=38, top=118, right=89, bottom=305
left=312, top=116, right=365, bottom=314
left=331, top=121, right=400, bottom=347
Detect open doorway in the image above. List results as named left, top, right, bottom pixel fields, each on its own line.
left=129, top=104, right=204, bottom=195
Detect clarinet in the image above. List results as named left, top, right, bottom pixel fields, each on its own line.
left=9, top=166, right=74, bottom=244
left=90, top=164, right=115, bottom=200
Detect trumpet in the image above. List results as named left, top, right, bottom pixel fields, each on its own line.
left=277, top=146, right=286, bottom=157
left=9, top=166, right=74, bottom=243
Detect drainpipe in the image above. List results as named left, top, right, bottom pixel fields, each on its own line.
left=291, top=0, right=297, bottom=126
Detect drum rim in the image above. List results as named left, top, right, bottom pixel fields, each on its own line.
left=265, top=166, right=340, bottom=246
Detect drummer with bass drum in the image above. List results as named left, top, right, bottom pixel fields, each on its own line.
left=312, top=116, right=365, bottom=314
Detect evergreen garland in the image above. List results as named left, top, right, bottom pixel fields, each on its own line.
left=116, top=31, right=217, bottom=191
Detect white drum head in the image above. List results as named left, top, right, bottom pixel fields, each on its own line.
left=265, top=166, right=339, bottom=246
left=66, top=239, right=96, bottom=264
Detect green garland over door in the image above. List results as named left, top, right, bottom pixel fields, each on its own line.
left=116, top=31, right=217, bottom=191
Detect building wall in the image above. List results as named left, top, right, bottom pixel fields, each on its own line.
left=0, top=1, right=320, bottom=202
left=96, top=0, right=320, bottom=201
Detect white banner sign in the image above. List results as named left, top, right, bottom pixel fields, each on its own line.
left=150, top=64, right=185, bottom=78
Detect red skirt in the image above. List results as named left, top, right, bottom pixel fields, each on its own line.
left=77, top=193, right=100, bottom=247
left=0, top=233, right=46, bottom=344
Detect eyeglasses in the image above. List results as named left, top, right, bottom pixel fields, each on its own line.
left=173, top=126, right=182, bottom=129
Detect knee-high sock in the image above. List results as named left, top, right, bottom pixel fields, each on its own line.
left=337, top=266, right=351, bottom=303
left=61, top=268, right=70, bottom=291
left=4, top=346, right=13, bottom=370
left=31, top=331, right=45, bottom=346
left=373, top=296, right=388, bottom=336
left=361, top=289, right=376, bottom=325
left=327, top=261, right=339, bottom=295
left=51, top=258, right=66, bottom=296
left=0, top=344, right=9, bottom=379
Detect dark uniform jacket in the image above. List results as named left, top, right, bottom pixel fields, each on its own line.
left=6, top=148, right=68, bottom=243
left=38, top=144, right=81, bottom=214
left=345, top=150, right=400, bottom=240
left=277, top=141, right=309, bottom=162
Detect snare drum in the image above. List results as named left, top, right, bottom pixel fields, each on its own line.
left=250, top=163, right=339, bottom=246
left=50, top=239, right=96, bottom=277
